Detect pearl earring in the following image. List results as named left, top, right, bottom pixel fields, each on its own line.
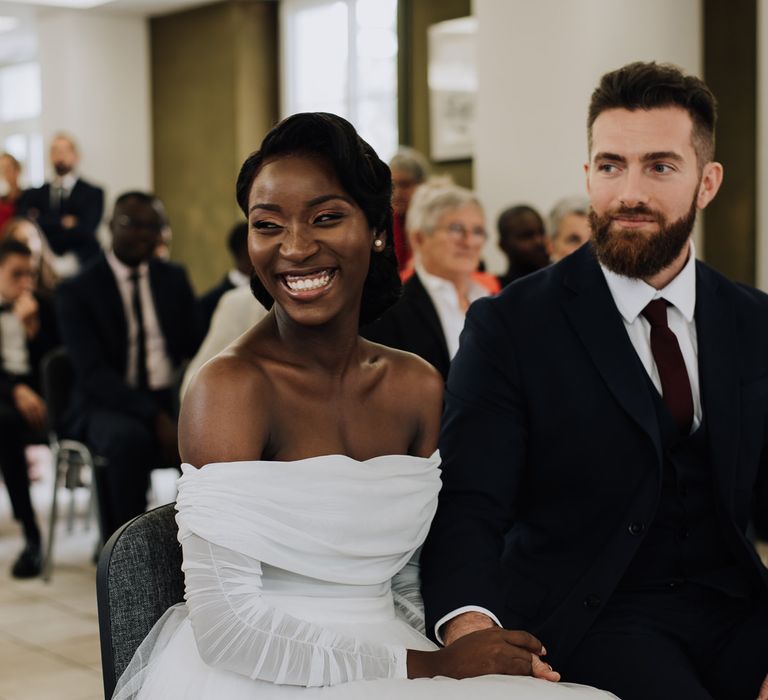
left=374, top=239, right=384, bottom=249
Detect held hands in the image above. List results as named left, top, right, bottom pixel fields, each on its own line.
left=61, top=214, right=78, bottom=229
left=407, top=627, right=560, bottom=681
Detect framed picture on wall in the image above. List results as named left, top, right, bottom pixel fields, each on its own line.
left=428, top=16, right=477, bottom=162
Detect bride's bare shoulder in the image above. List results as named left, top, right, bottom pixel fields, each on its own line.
left=179, top=348, right=273, bottom=467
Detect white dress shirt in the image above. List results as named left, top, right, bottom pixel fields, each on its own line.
left=227, top=269, right=250, bottom=287
left=416, top=265, right=489, bottom=359
left=106, top=250, right=173, bottom=390
left=0, top=296, right=29, bottom=376
left=434, top=240, right=701, bottom=643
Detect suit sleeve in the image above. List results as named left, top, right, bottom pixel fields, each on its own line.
left=420, top=296, right=528, bottom=637
left=55, top=279, right=159, bottom=421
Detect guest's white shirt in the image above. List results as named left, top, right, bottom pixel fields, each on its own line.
left=228, top=269, right=250, bottom=287
left=416, top=265, right=489, bottom=359
left=50, top=172, right=78, bottom=201
left=434, top=239, right=701, bottom=643
left=106, top=250, right=173, bottom=390
left=0, top=296, right=29, bottom=376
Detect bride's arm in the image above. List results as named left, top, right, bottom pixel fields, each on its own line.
left=182, top=531, right=407, bottom=687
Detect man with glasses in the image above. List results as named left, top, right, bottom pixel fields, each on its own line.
left=363, top=179, right=489, bottom=379
left=56, top=192, right=201, bottom=538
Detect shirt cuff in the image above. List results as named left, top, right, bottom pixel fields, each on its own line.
left=391, top=645, right=408, bottom=679
left=434, top=605, right=502, bottom=646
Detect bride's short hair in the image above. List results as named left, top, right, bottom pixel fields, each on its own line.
left=236, top=112, right=401, bottom=325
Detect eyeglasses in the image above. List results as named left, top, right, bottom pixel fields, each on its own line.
left=437, top=222, right=488, bottom=240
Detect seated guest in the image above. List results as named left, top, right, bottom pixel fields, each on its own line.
left=20, top=133, right=104, bottom=274
left=197, top=221, right=252, bottom=333
left=55, top=192, right=202, bottom=538
left=362, top=179, right=489, bottom=379
left=496, top=204, right=550, bottom=287
left=548, top=196, right=591, bottom=262
left=390, top=146, right=429, bottom=271
left=180, top=284, right=268, bottom=399
left=0, top=238, right=59, bottom=578
left=0, top=152, right=24, bottom=232
left=3, top=217, right=59, bottom=297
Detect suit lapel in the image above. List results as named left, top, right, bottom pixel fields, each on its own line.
left=94, top=256, right=130, bottom=373
left=148, top=261, right=173, bottom=357
left=404, top=275, right=450, bottom=369
left=695, top=264, right=740, bottom=511
left=561, top=247, right=662, bottom=461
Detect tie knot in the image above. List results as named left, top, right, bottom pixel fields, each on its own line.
left=641, top=298, right=669, bottom=328
left=129, top=270, right=141, bottom=284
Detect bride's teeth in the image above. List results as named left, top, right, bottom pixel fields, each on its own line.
left=285, top=272, right=332, bottom=291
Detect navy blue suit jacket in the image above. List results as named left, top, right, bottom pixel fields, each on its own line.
left=55, top=254, right=202, bottom=434
left=420, top=243, right=768, bottom=666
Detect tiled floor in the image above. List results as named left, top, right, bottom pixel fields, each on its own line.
left=0, top=451, right=177, bottom=700
left=1, top=452, right=768, bottom=700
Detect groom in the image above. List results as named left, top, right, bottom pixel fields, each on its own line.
left=421, top=61, right=768, bottom=700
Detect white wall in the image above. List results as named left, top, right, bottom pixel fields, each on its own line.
left=473, top=0, right=701, bottom=273
left=37, top=9, right=152, bottom=231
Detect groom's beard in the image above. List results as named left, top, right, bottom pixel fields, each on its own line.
left=589, top=197, right=697, bottom=279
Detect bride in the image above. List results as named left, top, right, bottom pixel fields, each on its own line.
left=112, top=113, right=617, bottom=699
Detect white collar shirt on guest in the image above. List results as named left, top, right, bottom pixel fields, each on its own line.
left=416, top=264, right=489, bottom=360
left=106, top=250, right=173, bottom=390
left=0, top=295, right=30, bottom=376
left=599, top=239, right=701, bottom=433
left=51, top=173, right=78, bottom=197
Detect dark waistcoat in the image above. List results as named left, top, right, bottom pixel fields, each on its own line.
left=619, top=374, right=753, bottom=598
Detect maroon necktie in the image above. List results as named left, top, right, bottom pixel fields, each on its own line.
left=641, top=299, right=693, bottom=434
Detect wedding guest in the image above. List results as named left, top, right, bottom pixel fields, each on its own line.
left=20, top=133, right=104, bottom=273
left=496, top=204, right=550, bottom=287
left=390, top=146, right=430, bottom=271
left=0, top=153, right=24, bottom=232
left=55, top=192, right=201, bottom=538
left=0, top=238, right=59, bottom=578
left=363, top=179, right=491, bottom=379
left=549, top=196, right=591, bottom=262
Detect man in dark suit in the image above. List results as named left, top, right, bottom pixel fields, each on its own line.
left=56, top=192, right=201, bottom=538
left=20, top=133, right=104, bottom=270
left=496, top=204, right=551, bottom=288
left=0, top=238, right=59, bottom=577
left=197, top=221, right=252, bottom=335
left=421, top=62, right=768, bottom=699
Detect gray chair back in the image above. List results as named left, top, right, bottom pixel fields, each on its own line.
left=96, top=503, right=184, bottom=698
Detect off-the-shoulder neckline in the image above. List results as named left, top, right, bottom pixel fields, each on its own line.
left=185, top=450, right=440, bottom=471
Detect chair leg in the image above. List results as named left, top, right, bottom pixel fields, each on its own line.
left=42, top=446, right=63, bottom=583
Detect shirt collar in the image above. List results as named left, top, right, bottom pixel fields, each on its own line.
left=228, top=269, right=250, bottom=287
left=599, top=239, right=697, bottom=324
left=415, top=264, right=488, bottom=302
left=106, top=249, right=149, bottom=282
left=52, top=173, right=78, bottom=192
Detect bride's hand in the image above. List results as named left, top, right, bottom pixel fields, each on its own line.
left=406, top=627, right=560, bottom=681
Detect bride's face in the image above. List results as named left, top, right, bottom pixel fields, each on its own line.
left=247, top=153, right=382, bottom=327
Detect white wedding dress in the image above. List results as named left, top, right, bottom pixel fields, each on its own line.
left=112, top=452, right=617, bottom=699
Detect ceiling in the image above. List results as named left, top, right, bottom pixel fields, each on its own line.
left=0, top=0, right=222, bottom=63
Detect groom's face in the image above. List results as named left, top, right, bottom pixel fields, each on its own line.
left=584, top=106, right=720, bottom=279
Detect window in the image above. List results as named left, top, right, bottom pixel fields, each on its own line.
left=280, top=0, right=398, bottom=161
left=0, top=61, right=44, bottom=186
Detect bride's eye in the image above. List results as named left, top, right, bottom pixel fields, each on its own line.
left=314, top=212, right=343, bottom=225
left=251, top=220, right=282, bottom=234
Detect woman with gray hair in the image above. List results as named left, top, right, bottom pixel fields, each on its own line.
left=362, top=178, right=490, bottom=379
left=548, top=196, right=591, bottom=262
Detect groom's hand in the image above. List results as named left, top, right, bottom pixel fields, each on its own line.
left=442, top=611, right=497, bottom=646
